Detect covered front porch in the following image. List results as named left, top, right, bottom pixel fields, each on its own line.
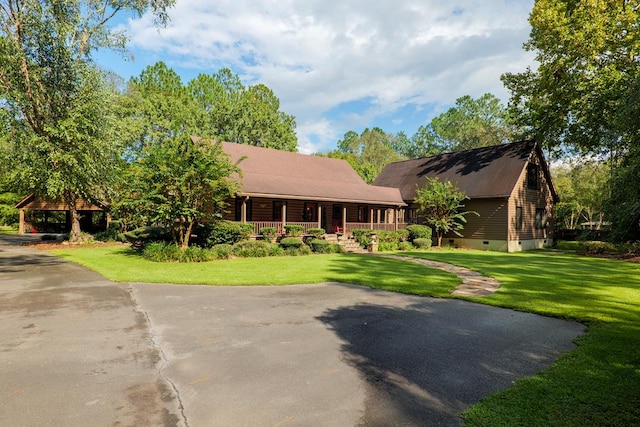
left=228, top=196, right=407, bottom=236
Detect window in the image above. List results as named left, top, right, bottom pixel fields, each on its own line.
left=515, top=206, right=523, bottom=230
left=535, top=208, right=546, bottom=229
left=303, top=202, right=317, bottom=221
left=273, top=201, right=286, bottom=221
left=357, top=205, right=368, bottom=223
left=527, top=163, right=539, bottom=189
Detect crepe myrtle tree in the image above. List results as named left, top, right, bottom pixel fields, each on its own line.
left=414, top=177, right=477, bottom=247
left=130, top=136, right=241, bottom=249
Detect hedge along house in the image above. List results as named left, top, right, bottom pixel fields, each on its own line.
left=15, top=194, right=108, bottom=235
left=205, top=138, right=407, bottom=236
left=374, top=140, right=559, bottom=252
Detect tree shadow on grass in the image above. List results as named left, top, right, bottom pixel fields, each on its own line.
left=317, top=299, right=584, bottom=426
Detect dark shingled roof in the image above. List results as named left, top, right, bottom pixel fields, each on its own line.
left=374, top=140, right=556, bottom=202
left=207, top=139, right=405, bottom=206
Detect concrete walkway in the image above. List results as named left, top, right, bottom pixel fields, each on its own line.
left=373, top=254, right=501, bottom=297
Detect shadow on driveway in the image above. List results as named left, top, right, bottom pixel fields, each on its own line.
left=318, top=298, right=585, bottom=426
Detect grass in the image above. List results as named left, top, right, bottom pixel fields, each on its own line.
left=403, top=249, right=640, bottom=426
left=0, top=225, right=17, bottom=235
left=49, top=245, right=460, bottom=296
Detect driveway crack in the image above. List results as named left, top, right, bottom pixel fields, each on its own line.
left=129, top=285, right=190, bottom=427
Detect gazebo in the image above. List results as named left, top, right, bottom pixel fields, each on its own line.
left=15, top=194, right=108, bottom=234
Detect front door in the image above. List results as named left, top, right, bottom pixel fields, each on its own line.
left=332, top=204, right=343, bottom=233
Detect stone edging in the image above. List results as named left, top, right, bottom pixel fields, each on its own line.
left=372, top=254, right=501, bottom=297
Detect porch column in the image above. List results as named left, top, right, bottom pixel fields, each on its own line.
left=317, top=205, right=322, bottom=229
left=370, top=208, right=374, bottom=229
left=241, top=197, right=248, bottom=223
left=342, top=206, right=347, bottom=234
left=377, top=209, right=381, bottom=224
left=281, top=203, right=287, bottom=231
left=394, top=207, right=399, bottom=231
left=19, top=209, right=25, bottom=234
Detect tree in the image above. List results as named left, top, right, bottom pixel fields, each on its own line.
left=328, top=127, right=403, bottom=183
left=553, top=161, right=609, bottom=230
left=414, top=177, right=477, bottom=247
left=130, top=136, right=240, bottom=248
left=607, top=146, right=640, bottom=242
left=0, top=0, right=174, bottom=242
left=408, top=94, right=517, bottom=157
left=188, top=69, right=297, bottom=151
left=501, top=0, right=639, bottom=157
left=501, top=0, right=640, bottom=240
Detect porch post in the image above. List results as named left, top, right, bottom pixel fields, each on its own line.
left=377, top=209, right=381, bottom=224
left=281, top=203, right=287, bottom=231
left=370, top=208, right=374, bottom=229
left=342, top=206, right=347, bottom=234
left=241, top=197, right=248, bottom=223
left=19, top=209, right=25, bottom=234
left=394, top=207, right=399, bottom=231
left=317, top=205, right=322, bottom=229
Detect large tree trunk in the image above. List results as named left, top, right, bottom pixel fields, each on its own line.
left=64, top=191, right=82, bottom=243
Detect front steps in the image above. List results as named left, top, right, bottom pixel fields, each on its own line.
left=324, top=234, right=369, bottom=254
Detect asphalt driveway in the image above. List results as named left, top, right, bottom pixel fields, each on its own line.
left=0, top=238, right=585, bottom=426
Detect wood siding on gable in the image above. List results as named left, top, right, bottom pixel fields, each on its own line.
left=508, top=154, right=555, bottom=241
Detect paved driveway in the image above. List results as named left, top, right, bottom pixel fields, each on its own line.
left=0, top=239, right=584, bottom=426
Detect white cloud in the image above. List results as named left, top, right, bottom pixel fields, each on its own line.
left=122, top=0, right=535, bottom=151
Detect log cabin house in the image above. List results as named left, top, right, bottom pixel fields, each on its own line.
left=215, top=139, right=407, bottom=236
left=374, top=140, right=559, bottom=252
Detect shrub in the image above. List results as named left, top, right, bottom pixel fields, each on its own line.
left=284, top=224, right=304, bottom=237
left=197, top=221, right=254, bottom=247
left=259, top=227, right=278, bottom=243
left=143, top=242, right=182, bottom=262
left=376, top=230, right=408, bottom=244
left=413, top=237, right=432, bottom=249
left=579, top=241, right=618, bottom=254
left=284, top=245, right=312, bottom=256
left=280, top=237, right=304, bottom=249
left=406, top=224, right=432, bottom=242
left=125, top=226, right=171, bottom=249
left=94, top=229, right=126, bottom=242
left=307, top=228, right=326, bottom=239
left=232, top=240, right=272, bottom=257
left=352, top=228, right=374, bottom=248
left=308, top=238, right=331, bottom=253
left=211, top=244, right=233, bottom=259
left=182, top=246, right=216, bottom=262
left=269, top=245, right=284, bottom=256
left=378, top=242, right=398, bottom=252
left=398, top=241, right=413, bottom=251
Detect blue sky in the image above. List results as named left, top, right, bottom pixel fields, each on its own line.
left=95, top=0, right=536, bottom=154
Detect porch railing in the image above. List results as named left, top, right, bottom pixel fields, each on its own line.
left=243, top=221, right=407, bottom=235
left=245, top=221, right=319, bottom=235
left=344, top=222, right=407, bottom=234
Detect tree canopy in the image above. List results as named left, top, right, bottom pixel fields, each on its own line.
left=0, top=0, right=174, bottom=241
left=502, top=0, right=640, bottom=241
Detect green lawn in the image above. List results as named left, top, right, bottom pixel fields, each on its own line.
left=0, top=225, right=17, bottom=235
left=49, top=245, right=460, bottom=296
left=404, top=249, right=640, bottom=426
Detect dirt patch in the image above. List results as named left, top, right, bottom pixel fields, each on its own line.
left=584, top=252, right=640, bottom=263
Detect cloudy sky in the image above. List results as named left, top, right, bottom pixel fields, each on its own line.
left=97, top=0, right=536, bottom=154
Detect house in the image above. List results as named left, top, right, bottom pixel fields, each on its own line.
left=15, top=194, right=108, bottom=234
left=212, top=139, right=407, bottom=235
left=373, top=140, right=559, bottom=252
